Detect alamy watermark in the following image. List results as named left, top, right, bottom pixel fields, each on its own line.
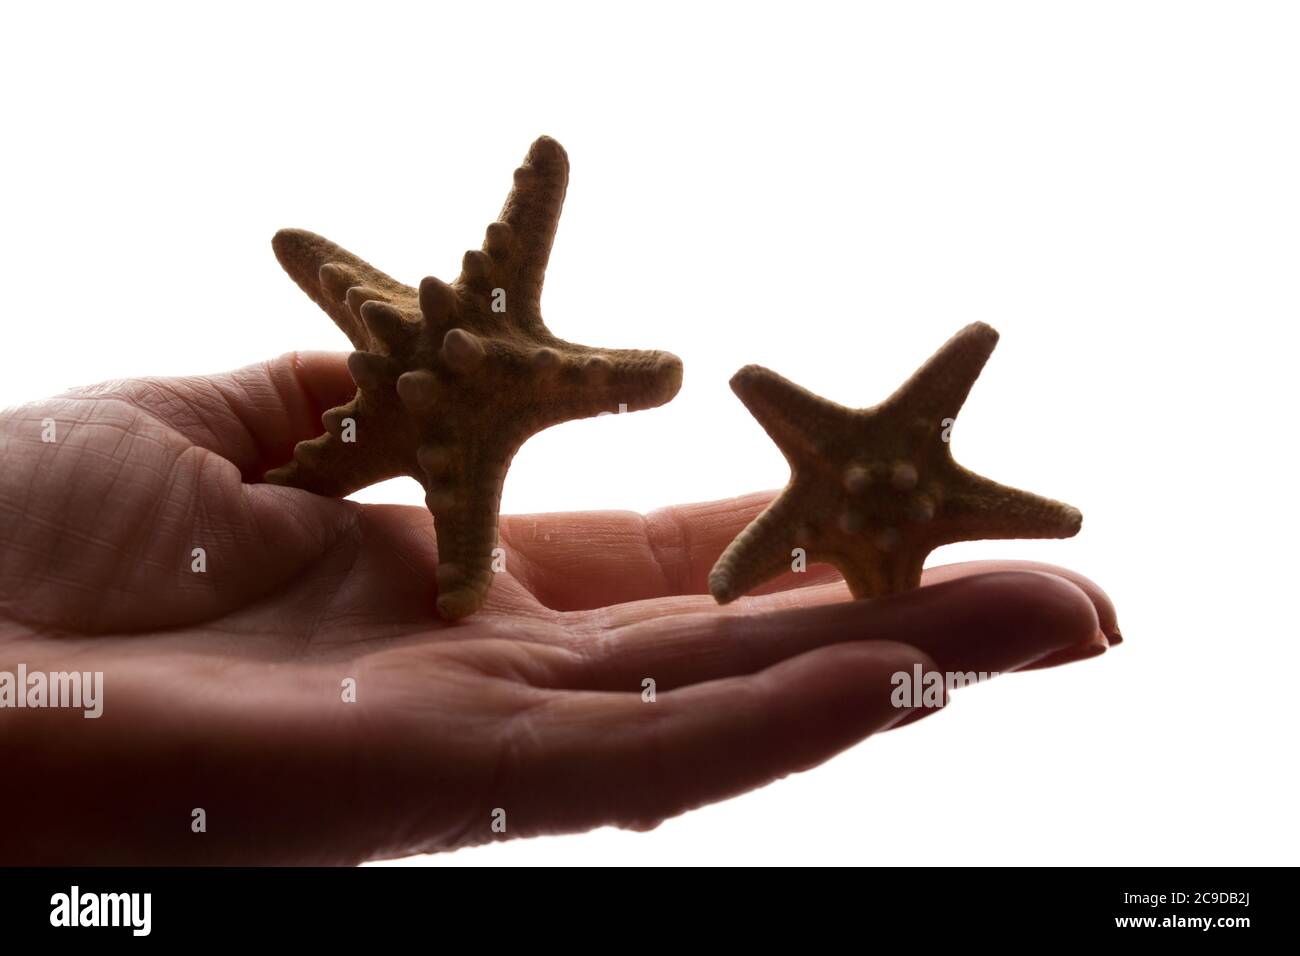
left=0, top=663, right=103, bottom=718
left=50, top=886, right=150, bottom=936
left=891, top=663, right=998, bottom=708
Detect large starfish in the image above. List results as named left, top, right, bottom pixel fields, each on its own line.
left=709, top=322, right=1081, bottom=603
left=267, top=136, right=683, bottom=620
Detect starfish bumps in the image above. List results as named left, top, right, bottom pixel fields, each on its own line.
left=267, top=137, right=682, bottom=620
left=709, top=323, right=1081, bottom=603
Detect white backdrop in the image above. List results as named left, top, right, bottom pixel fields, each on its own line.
left=2, top=1, right=1296, bottom=865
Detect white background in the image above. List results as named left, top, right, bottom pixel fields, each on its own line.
left=2, top=1, right=1296, bottom=865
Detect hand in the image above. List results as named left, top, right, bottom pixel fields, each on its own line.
left=0, top=353, right=1120, bottom=865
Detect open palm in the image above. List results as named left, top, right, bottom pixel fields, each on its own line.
left=0, top=352, right=1118, bottom=864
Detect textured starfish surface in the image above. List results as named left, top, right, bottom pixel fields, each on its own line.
left=709, top=322, right=1082, bottom=604
left=267, top=136, right=683, bottom=620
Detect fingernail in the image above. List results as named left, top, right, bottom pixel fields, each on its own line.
left=1107, top=628, right=1123, bottom=646
left=1024, top=632, right=1108, bottom=670
left=1076, top=639, right=1107, bottom=661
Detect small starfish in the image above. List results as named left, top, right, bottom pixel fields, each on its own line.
left=709, top=322, right=1081, bottom=603
left=267, top=136, right=683, bottom=620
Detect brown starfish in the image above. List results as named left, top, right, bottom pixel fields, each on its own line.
left=709, top=322, right=1081, bottom=604
left=267, top=136, right=683, bottom=620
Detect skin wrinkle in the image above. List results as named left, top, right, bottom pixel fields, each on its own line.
left=122, top=379, right=231, bottom=463
left=152, top=379, right=228, bottom=452
left=590, top=609, right=760, bottom=692
left=387, top=678, right=548, bottom=854
left=496, top=508, right=692, bottom=612
left=278, top=352, right=339, bottom=449
left=280, top=486, right=358, bottom=560
left=196, top=483, right=356, bottom=645
left=236, top=480, right=282, bottom=567
left=505, top=689, right=611, bottom=837
left=0, top=490, right=123, bottom=554
left=438, top=637, right=557, bottom=686
left=179, top=448, right=222, bottom=614
left=20, top=416, right=63, bottom=555
left=241, top=487, right=335, bottom=592
left=471, top=519, right=569, bottom=628
left=62, top=351, right=344, bottom=483
left=333, top=516, right=433, bottom=634
left=617, top=685, right=679, bottom=831
left=545, top=619, right=622, bottom=686
left=305, top=548, right=542, bottom=654
left=220, top=354, right=325, bottom=476
left=69, top=481, right=351, bottom=639
left=0, top=433, right=178, bottom=486
left=641, top=508, right=687, bottom=596
left=33, top=596, right=561, bottom=667
left=355, top=510, right=446, bottom=612
left=549, top=588, right=749, bottom=633
left=285, top=519, right=369, bottom=658
left=110, top=439, right=194, bottom=600
left=495, top=521, right=550, bottom=606
left=57, top=404, right=136, bottom=585
left=165, top=379, right=249, bottom=467
left=337, top=657, right=396, bottom=859
left=209, top=378, right=267, bottom=479
left=511, top=527, right=583, bottom=609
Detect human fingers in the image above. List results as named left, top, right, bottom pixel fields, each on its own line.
left=487, top=640, right=937, bottom=838
left=60, top=350, right=356, bottom=481
left=550, top=570, right=1102, bottom=693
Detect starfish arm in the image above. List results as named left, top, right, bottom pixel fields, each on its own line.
left=265, top=385, right=414, bottom=496
left=272, top=228, right=417, bottom=350
left=708, top=493, right=804, bottom=603
left=728, top=365, right=853, bottom=462
left=881, top=322, right=999, bottom=426
left=525, top=343, right=683, bottom=425
left=600, top=347, right=685, bottom=412
left=460, top=136, right=569, bottom=310
left=821, top=545, right=930, bottom=600
left=425, top=463, right=508, bottom=621
left=936, top=465, right=1083, bottom=543
left=265, top=431, right=407, bottom=497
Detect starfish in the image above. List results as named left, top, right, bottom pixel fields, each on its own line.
left=267, top=136, right=683, bottom=620
left=709, top=322, right=1082, bottom=604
